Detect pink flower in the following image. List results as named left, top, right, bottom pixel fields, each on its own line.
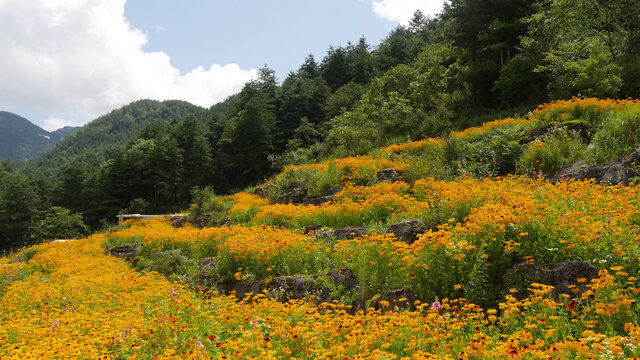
left=197, top=285, right=203, bottom=291
left=431, top=301, right=442, bottom=310
left=170, top=288, right=178, bottom=298
left=195, top=340, right=203, bottom=347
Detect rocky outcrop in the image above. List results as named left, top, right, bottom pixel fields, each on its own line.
left=551, top=151, right=640, bottom=185
left=171, top=217, right=187, bottom=228
left=275, top=187, right=308, bottom=205
left=308, top=187, right=343, bottom=206
left=385, top=219, right=426, bottom=244
left=107, top=244, right=137, bottom=262
left=192, top=214, right=213, bottom=228
left=216, top=268, right=359, bottom=305
left=311, top=226, right=369, bottom=240
left=377, top=168, right=400, bottom=183
left=327, top=268, right=359, bottom=292
left=371, top=288, right=417, bottom=311
left=503, top=261, right=599, bottom=300
left=333, top=226, right=369, bottom=239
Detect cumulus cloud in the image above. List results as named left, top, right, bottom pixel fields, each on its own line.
left=0, top=0, right=257, bottom=131
left=367, top=0, right=446, bottom=24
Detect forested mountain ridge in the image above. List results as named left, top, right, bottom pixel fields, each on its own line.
left=0, top=111, right=79, bottom=160
left=28, top=99, right=206, bottom=178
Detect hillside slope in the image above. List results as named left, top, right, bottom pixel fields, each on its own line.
left=2, top=98, right=640, bottom=358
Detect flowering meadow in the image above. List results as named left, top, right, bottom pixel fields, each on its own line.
left=2, top=98, right=640, bottom=358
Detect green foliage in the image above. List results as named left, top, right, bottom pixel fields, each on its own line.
left=325, top=82, right=367, bottom=119
left=443, top=125, right=527, bottom=177
left=37, top=206, right=89, bottom=240
left=587, top=106, right=640, bottom=163
left=120, top=198, right=150, bottom=215
left=518, top=130, right=586, bottom=178
left=325, top=44, right=458, bottom=156
left=0, top=168, right=43, bottom=249
left=29, top=100, right=205, bottom=178
left=536, top=38, right=623, bottom=98
left=17, top=248, right=38, bottom=263
left=188, top=186, right=218, bottom=219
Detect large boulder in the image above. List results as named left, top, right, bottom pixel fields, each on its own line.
left=333, top=226, right=369, bottom=240
left=217, top=280, right=264, bottom=301
left=192, top=214, right=213, bottom=228
left=551, top=151, right=640, bottom=185
left=275, top=187, right=308, bottom=205
left=265, top=276, right=315, bottom=301
left=216, top=269, right=359, bottom=305
left=307, top=187, right=343, bottom=206
left=385, top=219, right=426, bottom=244
left=198, top=257, right=218, bottom=286
left=107, top=244, right=137, bottom=262
left=371, top=288, right=417, bottom=312
left=377, top=168, right=400, bottom=183
left=171, top=217, right=187, bottom=228
left=503, top=261, right=599, bottom=299
left=327, top=268, right=359, bottom=292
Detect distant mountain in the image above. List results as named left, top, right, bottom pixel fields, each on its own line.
left=0, top=111, right=79, bottom=160
left=30, top=99, right=206, bottom=177
left=50, top=126, right=80, bottom=142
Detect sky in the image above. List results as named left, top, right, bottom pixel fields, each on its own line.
left=0, top=0, right=446, bottom=131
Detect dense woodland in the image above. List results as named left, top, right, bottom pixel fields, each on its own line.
left=2, top=0, right=640, bottom=249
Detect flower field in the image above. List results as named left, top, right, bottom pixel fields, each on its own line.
left=2, top=98, right=640, bottom=358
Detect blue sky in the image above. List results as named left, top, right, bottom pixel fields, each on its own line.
left=124, top=0, right=396, bottom=79
left=0, top=0, right=445, bottom=131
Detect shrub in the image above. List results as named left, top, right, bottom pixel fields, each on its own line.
left=588, top=106, right=640, bottom=163
left=37, top=206, right=89, bottom=240
left=518, top=129, right=585, bottom=177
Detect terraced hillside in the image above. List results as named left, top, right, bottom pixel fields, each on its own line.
left=2, top=98, right=640, bottom=359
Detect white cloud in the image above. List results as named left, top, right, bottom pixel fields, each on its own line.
left=43, top=117, right=76, bottom=132
left=367, top=0, right=446, bottom=24
left=0, top=0, right=257, bottom=130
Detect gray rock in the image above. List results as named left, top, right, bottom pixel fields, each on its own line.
left=333, top=226, right=369, bottom=239
left=192, top=214, right=213, bottom=228
left=385, top=219, right=426, bottom=244
left=200, top=257, right=218, bottom=273
left=327, top=268, right=358, bottom=291
left=307, top=187, right=343, bottom=206
left=377, top=168, right=400, bottom=183
left=265, top=276, right=315, bottom=301
left=371, top=288, right=417, bottom=311
left=253, top=187, right=267, bottom=198
left=216, top=269, right=359, bottom=306
left=217, top=280, right=264, bottom=301
left=303, top=225, right=322, bottom=234
left=551, top=151, right=640, bottom=185
left=503, top=261, right=599, bottom=300
left=107, top=244, right=137, bottom=261
left=171, top=217, right=187, bottom=228
left=275, top=187, right=308, bottom=205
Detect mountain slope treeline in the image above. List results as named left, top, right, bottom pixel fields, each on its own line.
left=0, top=111, right=79, bottom=160
left=1, top=0, right=640, bottom=249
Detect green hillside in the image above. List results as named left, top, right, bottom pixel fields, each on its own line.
left=28, top=99, right=206, bottom=178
